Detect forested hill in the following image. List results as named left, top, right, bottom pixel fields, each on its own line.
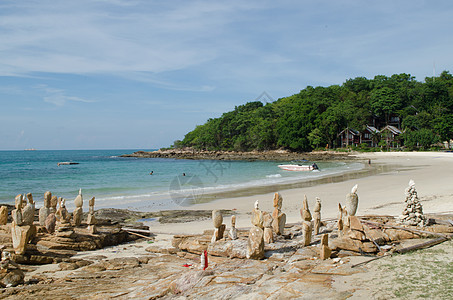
left=180, top=71, right=453, bottom=152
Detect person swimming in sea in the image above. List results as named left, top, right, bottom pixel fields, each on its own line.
left=149, top=171, right=153, bottom=175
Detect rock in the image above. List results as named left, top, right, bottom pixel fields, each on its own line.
left=273, top=192, right=283, bottom=210
left=251, top=209, right=263, bottom=229
left=73, top=207, right=83, bottom=226
left=1, top=268, right=25, bottom=287
left=212, top=210, right=223, bottom=228
left=229, top=215, right=237, bottom=240
left=300, top=195, right=312, bottom=221
left=74, top=189, right=83, bottom=208
left=39, top=207, right=50, bottom=226
left=50, top=196, right=58, bottom=214
left=247, top=227, right=264, bottom=259
left=22, top=199, right=35, bottom=226
left=302, top=221, right=312, bottom=246
left=313, top=197, right=321, bottom=235
left=330, top=237, right=377, bottom=253
left=345, top=184, right=359, bottom=216
left=11, top=224, right=34, bottom=255
left=0, top=206, right=8, bottom=225
left=320, top=234, right=331, bottom=260
left=45, top=213, right=56, bottom=234
left=211, top=224, right=226, bottom=243
left=348, top=216, right=364, bottom=231
left=263, top=227, right=274, bottom=244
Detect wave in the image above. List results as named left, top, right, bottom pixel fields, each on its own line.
left=266, top=174, right=282, bottom=178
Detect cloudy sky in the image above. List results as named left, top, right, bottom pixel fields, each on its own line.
left=1, top=0, right=452, bottom=150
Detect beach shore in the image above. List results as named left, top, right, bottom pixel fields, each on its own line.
left=148, top=151, right=453, bottom=234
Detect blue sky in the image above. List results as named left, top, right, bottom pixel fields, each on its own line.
left=1, top=0, right=452, bottom=150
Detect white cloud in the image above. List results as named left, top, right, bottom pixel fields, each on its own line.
left=34, top=84, right=93, bottom=106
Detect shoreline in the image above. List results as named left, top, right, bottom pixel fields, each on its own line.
left=145, top=151, right=453, bottom=235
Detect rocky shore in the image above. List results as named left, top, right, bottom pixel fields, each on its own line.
left=120, top=148, right=354, bottom=161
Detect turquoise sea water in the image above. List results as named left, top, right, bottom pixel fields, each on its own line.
left=0, top=150, right=363, bottom=211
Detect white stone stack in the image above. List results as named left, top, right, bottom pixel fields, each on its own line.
left=400, top=180, right=427, bottom=227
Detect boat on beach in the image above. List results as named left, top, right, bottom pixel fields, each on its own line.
left=278, top=163, right=319, bottom=171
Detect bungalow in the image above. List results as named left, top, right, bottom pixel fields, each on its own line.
left=338, top=128, right=360, bottom=147
left=360, top=125, right=380, bottom=147
left=380, top=125, right=402, bottom=148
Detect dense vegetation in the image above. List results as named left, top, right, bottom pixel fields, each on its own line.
left=180, top=71, right=453, bottom=152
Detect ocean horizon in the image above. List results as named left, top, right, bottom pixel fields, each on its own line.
left=0, top=149, right=364, bottom=211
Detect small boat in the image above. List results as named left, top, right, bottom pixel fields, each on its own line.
left=278, top=163, right=318, bottom=171
left=57, top=162, right=80, bottom=166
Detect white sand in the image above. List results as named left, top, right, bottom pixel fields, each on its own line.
left=147, top=152, right=453, bottom=234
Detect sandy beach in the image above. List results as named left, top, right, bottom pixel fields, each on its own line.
left=149, top=151, right=453, bottom=234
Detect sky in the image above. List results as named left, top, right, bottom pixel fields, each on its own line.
left=1, top=0, right=452, bottom=150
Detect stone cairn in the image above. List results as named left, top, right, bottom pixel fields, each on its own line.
left=313, top=197, right=322, bottom=235
left=0, top=206, right=7, bottom=225
left=87, top=197, right=97, bottom=234
left=262, top=212, right=274, bottom=244
left=247, top=200, right=265, bottom=259
left=400, top=180, right=427, bottom=227
left=73, top=189, right=83, bottom=227
left=55, top=198, right=71, bottom=231
left=271, top=192, right=286, bottom=235
left=39, top=191, right=52, bottom=226
left=229, top=215, right=237, bottom=240
left=11, top=194, right=36, bottom=255
left=319, top=233, right=331, bottom=260
left=0, top=250, right=25, bottom=287
left=211, top=210, right=226, bottom=243
left=300, top=195, right=312, bottom=246
left=345, top=184, right=359, bottom=216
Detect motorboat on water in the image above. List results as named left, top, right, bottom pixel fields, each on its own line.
left=278, top=162, right=319, bottom=171
left=57, top=162, right=80, bottom=166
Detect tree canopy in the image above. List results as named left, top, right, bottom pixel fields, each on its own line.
left=180, top=71, right=453, bottom=151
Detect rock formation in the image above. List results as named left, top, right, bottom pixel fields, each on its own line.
left=0, top=251, right=24, bottom=287
left=22, top=193, right=35, bottom=226
left=345, top=184, right=359, bottom=216
left=87, top=197, right=97, bottom=234
left=300, top=195, right=312, bottom=222
left=262, top=212, right=274, bottom=244
left=0, top=206, right=8, bottom=225
left=50, top=195, right=58, bottom=214
left=319, top=233, right=331, bottom=260
left=39, top=191, right=52, bottom=226
left=211, top=210, right=225, bottom=243
left=399, top=180, right=427, bottom=227
left=247, top=201, right=265, bottom=259
left=271, top=192, right=286, bottom=235
left=56, top=198, right=70, bottom=224
left=301, top=195, right=313, bottom=246
left=229, top=215, right=237, bottom=240
left=11, top=194, right=36, bottom=255
left=313, top=197, right=321, bottom=235
left=73, top=189, right=83, bottom=227
left=45, top=213, right=56, bottom=234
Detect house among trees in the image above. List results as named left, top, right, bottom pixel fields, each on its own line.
left=338, top=125, right=399, bottom=148
left=380, top=125, right=402, bottom=148
left=361, top=125, right=380, bottom=147
left=338, top=128, right=360, bottom=147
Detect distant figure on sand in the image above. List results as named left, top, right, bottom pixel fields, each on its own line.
left=368, top=159, right=371, bottom=165
left=149, top=171, right=153, bottom=175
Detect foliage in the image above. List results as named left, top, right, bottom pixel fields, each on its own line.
left=181, top=71, right=453, bottom=151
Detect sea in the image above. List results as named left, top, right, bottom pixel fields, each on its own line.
left=0, top=149, right=364, bottom=211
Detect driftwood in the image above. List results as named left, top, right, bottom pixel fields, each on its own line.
left=395, top=235, right=452, bottom=254
left=121, top=227, right=152, bottom=234
left=360, top=220, right=449, bottom=238
left=121, top=227, right=154, bottom=240
left=352, top=234, right=453, bottom=268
